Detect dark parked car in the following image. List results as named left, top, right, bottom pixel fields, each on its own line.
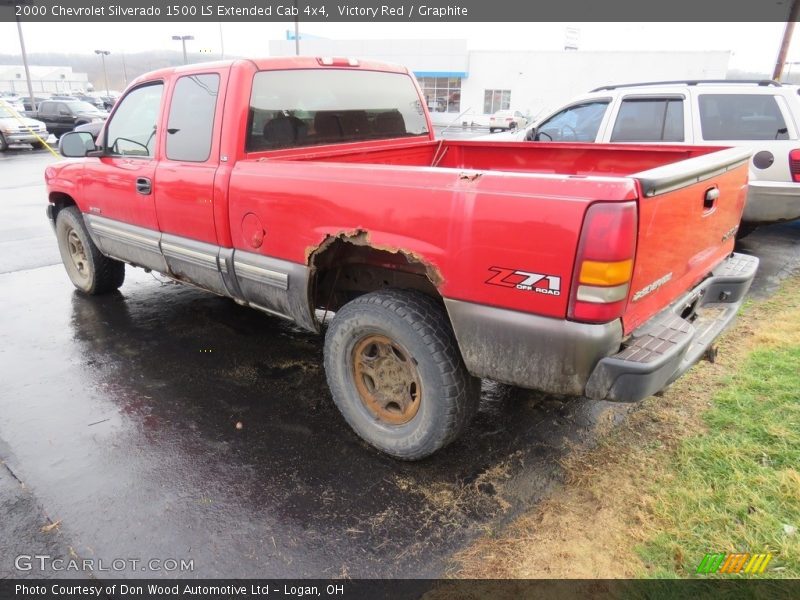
left=32, top=100, right=107, bottom=137
left=22, top=96, right=51, bottom=112
left=74, top=94, right=105, bottom=109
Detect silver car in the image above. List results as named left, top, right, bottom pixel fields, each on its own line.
left=0, top=101, right=49, bottom=151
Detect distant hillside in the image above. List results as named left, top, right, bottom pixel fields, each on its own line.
left=0, top=50, right=232, bottom=91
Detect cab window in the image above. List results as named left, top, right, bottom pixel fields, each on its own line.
left=535, top=101, right=610, bottom=142
left=166, top=74, right=220, bottom=162
left=105, top=83, right=164, bottom=157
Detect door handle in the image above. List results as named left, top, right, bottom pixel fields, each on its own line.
left=703, top=187, right=719, bottom=212
left=136, top=177, right=152, bottom=195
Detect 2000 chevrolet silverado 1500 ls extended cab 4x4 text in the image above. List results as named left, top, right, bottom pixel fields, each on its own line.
left=47, top=57, right=758, bottom=459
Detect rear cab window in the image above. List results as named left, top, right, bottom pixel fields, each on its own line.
left=698, top=93, right=791, bottom=140
left=246, top=69, right=429, bottom=152
left=610, top=97, right=685, bottom=142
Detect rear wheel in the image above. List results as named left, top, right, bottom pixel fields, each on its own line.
left=324, top=290, right=480, bottom=460
left=55, top=206, right=125, bottom=294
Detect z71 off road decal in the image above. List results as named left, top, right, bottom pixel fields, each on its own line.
left=486, top=267, right=561, bottom=296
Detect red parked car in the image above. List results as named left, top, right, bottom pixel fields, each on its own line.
left=48, top=57, right=757, bottom=459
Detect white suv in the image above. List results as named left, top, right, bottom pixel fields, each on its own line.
left=506, top=80, right=800, bottom=228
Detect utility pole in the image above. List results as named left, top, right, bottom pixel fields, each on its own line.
left=773, top=0, right=800, bottom=81
left=121, top=51, right=128, bottom=86
left=94, top=50, right=110, bottom=95
left=172, top=35, right=194, bottom=65
left=293, top=0, right=300, bottom=55
left=15, top=15, right=36, bottom=111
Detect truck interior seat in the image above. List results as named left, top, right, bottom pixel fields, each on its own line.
left=375, top=111, right=406, bottom=135
left=262, top=115, right=307, bottom=148
left=314, top=111, right=343, bottom=141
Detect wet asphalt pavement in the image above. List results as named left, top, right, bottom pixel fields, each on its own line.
left=1, top=148, right=799, bottom=579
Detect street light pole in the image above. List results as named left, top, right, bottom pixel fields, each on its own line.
left=172, top=35, right=194, bottom=65
left=14, top=15, right=36, bottom=111
left=94, top=50, right=110, bottom=96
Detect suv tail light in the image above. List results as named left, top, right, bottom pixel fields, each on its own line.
left=568, top=201, right=638, bottom=323
left=789, top=149, right=800, bottom=183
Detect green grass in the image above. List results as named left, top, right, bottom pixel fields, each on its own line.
left=638, top=345, right=800, bottom=578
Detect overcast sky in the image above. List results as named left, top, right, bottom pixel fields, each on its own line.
left=0, top=21, right=792, bottom=73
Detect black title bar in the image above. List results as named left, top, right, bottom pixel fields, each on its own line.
left=0, top=0, right=796, bottom=22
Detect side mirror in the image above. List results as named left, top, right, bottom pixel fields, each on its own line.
left=525, top=127, right=538, bottom=142
left=59, top=131, right=97, bottom=157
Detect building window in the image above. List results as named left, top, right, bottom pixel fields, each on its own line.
left=417, top=76, right=461, bottom=114
left=484, top=89, right=511, bottom=114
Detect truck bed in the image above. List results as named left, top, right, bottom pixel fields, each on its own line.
left=261, top=138, right=719, bottom=178
left=239, top=139, right=749, bottom=336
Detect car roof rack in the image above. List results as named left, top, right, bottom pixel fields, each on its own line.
left=590, top=80, right=782, bottom=92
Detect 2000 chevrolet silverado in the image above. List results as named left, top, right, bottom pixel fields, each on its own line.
left=47, top=57, right=758, bottom=459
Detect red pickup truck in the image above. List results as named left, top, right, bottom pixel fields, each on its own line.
left=47, top=57, right=757, bottom=459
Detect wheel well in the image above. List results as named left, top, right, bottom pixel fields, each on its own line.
left=49, top=192, right=77, bottom=218
left=308, top=232, right=443, bottom=313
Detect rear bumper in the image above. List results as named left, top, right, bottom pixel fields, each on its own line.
left=585, top=252, right=758, bottom=402
left=445, top=252, right=758, bottom=402
left=743, top=180, right=800, bottom=224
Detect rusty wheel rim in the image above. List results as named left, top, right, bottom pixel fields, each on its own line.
left=352, top=334, right=422, bottom=425
left=66, top=228, right=90, bottom=282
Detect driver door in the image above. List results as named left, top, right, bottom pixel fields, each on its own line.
left=81, top=81, right=165, bottom=271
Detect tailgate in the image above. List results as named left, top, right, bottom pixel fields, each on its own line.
left=623, top=148, right=751, bottom=334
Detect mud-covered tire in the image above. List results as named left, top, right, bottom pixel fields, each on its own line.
left=324, top=289, right=480, bottom=460
left=55, top=206, right=125, bottom=294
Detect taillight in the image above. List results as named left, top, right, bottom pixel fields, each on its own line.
left=568, top=201, right=637, bottom=323
left=789, top=149, right=800, bottom=183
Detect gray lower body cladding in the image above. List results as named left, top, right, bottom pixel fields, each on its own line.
left=446, top=252, right=758, bottom=402
left=82, top=215, right=317, bottom=332
left=444, top=299, right=622, bottom=396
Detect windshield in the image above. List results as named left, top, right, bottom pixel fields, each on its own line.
left=65, top=101, right=102, bottom=113
left=247, top=69, right=429, bottom=151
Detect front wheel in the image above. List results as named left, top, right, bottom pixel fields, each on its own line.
left=0, top=133, right=8, bottom=152
left=324, top=290, right=480, bottom=460
left=55, top=206, right=125, bottom=294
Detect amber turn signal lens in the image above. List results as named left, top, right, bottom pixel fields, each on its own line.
left=579, top=259, right=633, bottom=287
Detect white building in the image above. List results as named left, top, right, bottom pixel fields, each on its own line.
left=0, top=65, right=90, bottom=94
left=268, top=39, right=731, bottom=125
